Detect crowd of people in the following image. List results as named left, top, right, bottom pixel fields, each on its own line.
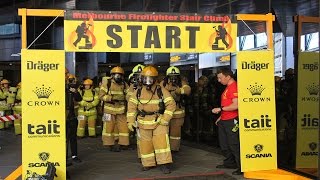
left=1, top=64, right=296, bottom=177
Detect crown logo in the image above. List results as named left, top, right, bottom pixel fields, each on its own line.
left=247, top=83, right=265, bottom=96
left=306, top=83, right=319, bottom=95
left=33, top=85, right=54, bottom=99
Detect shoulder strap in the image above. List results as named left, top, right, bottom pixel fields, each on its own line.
left=81, top=89, right=85, bottom=97
left=156, top=85, right=163, bottom=100
left=107, top=78, right=112, bottom=94
left=136, top=87, right=142, bottom=100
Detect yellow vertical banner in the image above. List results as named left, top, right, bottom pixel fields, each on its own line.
left=237, top=50, right=277, bottom=172
left=296, top=52, right=319, bottom=169
left=21, top=49, right=66, bottom=179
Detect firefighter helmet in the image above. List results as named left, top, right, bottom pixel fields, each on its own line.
left=166, top=66, right=180, bottom=76
left=110, top=66, right=124, bottom=75
left=132, top=64, right=145, bottom=74
left=141, top=66, right=158, bottom=77
left=1, top=79, right=9, bottom=84
left=129, top=73, right=134, bottom=80
left=285, top=68, right=294, bottom=76
left=68, top=74, right=76, bottom=80
left=83, top=79, right=93, bottom=85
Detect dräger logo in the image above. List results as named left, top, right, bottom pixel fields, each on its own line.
left=301, top=83, right=319, bottom=102
left=28, top=152, right=60, bottom=168
left=241, top=61, right=269, bottom=71
left=27, top=120, right=60, bottom=138
left=301, top=114, right=318, bottom=130
left=27, top=85, right=60, bottom=107
left=301, top=142, right=318, bottom=156
left=244, top=115, right=272, bottom=131
left=27, top=61, right=59, bottom=72
left=243, top=83, right=271, bottom=102
left=302, top=62, right=318, bottom=71
left=246, top=144, right=272, bottom=158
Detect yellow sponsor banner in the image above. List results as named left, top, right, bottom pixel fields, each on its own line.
left=64, top=11, right=237, bottom=53
left=237, top=51, right=277, bottom=172
left=296, top=52, right=319, bottom=168
left=22, top=49, right=66, bottom=179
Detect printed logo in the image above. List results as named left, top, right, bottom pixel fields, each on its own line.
left=241, top=61, right=269, bottom=71
left=244, top=115, right=272, bottom=131
left=27, top=85, right=60, bottom=107
left=27, top=120, right=60, bottom=138
left=243, top=83, right=271, bottom=102
left=68, top=15, right=96, bottom=50
left=301, top=114, right=319, bottom=130
left=28, top=152, right=60, bottom=168
left=209, top=18, right=233, bottom=50
left=26, top=61, right=59, bottom=72
left=302, top=62, right=318, bottom=71
left=246, top=144, right=272, bottom=158
left=301, top=83, right=319, bottom=102
left=301, top=142, right=318, bottom=156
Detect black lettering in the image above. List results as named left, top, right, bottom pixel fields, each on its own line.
left=244, top=118, right=250, bottom=128
left=36, top=125, right=46, bottom=134
left=145, top=26, right=161, bottom=48
left=107, top=25, right=122, bottom=48
left=127, top=25, right=142, bottom=48
left=53, top=120, right=60, bottom=133
left=251, top=119, right=259, bottom=128
left=28, top=124, right=35, bottom=134
left=185, top=26, right=200, bottom=48
left=166, top=26, right=181, bottom=48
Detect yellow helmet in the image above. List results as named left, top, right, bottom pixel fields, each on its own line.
left=141, top=66, right=158, bottom=77
left=110, top=66, right=124, bottom=75
left=285, top=68, right=294, bottom=75
left=68, top=74, right=76, bottom=80
left=83, top=79, right=93, bottom=85
left=1, top=79, right=9, bottom=84
left=132, top=64, right=145, bottom=74
left=166, top=66, right=180, bottom=76
left=128, top=73, right=134, bottom=80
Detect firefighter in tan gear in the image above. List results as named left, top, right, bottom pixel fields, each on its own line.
left=0, top=79, right=13, bottom=129
left=126, top=64, right=145, bottom=159
left=161, top=66, right=191, bottom=152
left=127, top=66, right=176, bottom=174
left=99, top=66, right=129, bottom=152
left=77, top=79, right=100, bottom=137
left=12, top=82, right=22, bottom=135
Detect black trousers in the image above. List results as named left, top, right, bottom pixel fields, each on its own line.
left=66, top=119, right=78, bottom=157
left=218, top=118, right=240, bottom=169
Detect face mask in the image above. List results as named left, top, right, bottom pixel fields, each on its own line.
left=113, top=74, right=123, bottom=83
left=143, top=76, right=155, bottom=90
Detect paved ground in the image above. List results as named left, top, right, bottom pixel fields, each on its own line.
left=0, top=128, right=246, bottom=180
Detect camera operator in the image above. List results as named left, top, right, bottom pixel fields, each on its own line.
left=65, top=71, right=82, bottom=165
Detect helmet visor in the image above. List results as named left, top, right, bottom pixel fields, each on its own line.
left=143, top=76, right=155, bottom=86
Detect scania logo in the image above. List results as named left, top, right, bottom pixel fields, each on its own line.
left=39, top=152, right=50, bottom=161
left=246, top=144, right=272, bottom=158
left=243, top=83, right=271, bottom=102
left=28, top=152, right=60, bottom=168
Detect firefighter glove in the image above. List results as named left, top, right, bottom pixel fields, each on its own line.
left=127, top=122, right=136, bottom=131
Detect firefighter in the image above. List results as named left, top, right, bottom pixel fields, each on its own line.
left=12, top=82, right=22, bottom=135
left=127, top=66, right=176, bottom=174
left=99, top=66, right=129, bottom=152
left=0, top=79, right=13, bottom=129
left=95, top=80, right=103, bottom=136
left=126, top=64, right=145, bottom=159
left=77, top=79, right=100, bottom=137
left=161, top=66, right=191, bottom=152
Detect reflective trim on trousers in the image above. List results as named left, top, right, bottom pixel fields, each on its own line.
left=141, top=153, right=155, bottom=159
left=105, top=106, right=125, bottom=112
left=103, top=133, right=113, bottom=136
left=155, top=134, right=171, bottom=154
left=169, top=136, right=181, bottom=140
left=119, top=133, right=129, bottom=137
left=173, top=110, right=185, bottom=115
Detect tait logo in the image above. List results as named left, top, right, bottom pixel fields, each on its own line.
left=301, top=114, right=318, bottom=130
left=246, top=144, right=272, bottom=158
left=244, top=115, right=272, bottom=131
left=241, top=61, right=269, bottom=71
left=243, top=83, right=271, bottom=102
left=27, top=120, right=60, bottom=138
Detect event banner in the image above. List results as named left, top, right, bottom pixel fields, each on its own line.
left=64, top=10, right=237, bottom=53
left=296, top=52, right=319, bottom=168
left=22, top=50, right=66, bottom=179
left=237, top=51, right=277, bottom=172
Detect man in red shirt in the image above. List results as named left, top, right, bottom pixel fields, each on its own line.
left=212, top=68, right=242, bottom=175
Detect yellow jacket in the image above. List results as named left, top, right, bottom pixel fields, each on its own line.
left=78, top=89, right=99, bottom=116
left=127, top=84, right=176, bottom=130
left=160, top=80, right=191, bottom=118
left=99, top=79, right=128, bottom=115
